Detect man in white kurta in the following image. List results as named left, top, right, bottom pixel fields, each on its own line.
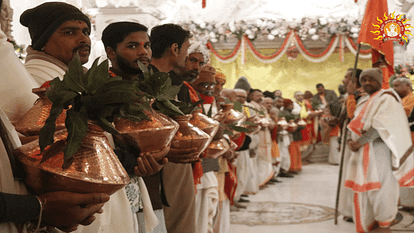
left=346, top=68, right=414, bottom=232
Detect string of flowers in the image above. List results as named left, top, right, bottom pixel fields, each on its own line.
left=180, top=17, right=361, bottom=45
left=207, top=31, right=371, bottom=63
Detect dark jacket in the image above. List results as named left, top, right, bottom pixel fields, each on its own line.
left=312, top=89, right=338, bottom=108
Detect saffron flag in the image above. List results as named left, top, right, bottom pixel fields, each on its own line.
left=357, top=0, right=394, bottom=89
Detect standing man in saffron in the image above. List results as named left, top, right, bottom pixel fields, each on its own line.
left=346, top=68, right=414, bottom=232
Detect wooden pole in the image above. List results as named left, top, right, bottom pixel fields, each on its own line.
left=334, top=43, right=361, bottom=225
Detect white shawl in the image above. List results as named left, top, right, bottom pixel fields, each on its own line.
left=346, top=89, right=414, bottom=192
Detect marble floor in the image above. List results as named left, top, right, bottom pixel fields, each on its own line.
left=229, top=163, right=414, bottom=233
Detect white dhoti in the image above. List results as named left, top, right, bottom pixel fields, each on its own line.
left=137, top=210, right=167, bottom=233
left=195, top=172, right=219, bottom=233
left=76, top=188, right=137, bottom=233
left=243, top=134, right=259, bottom=194
left=278, top=131, right=291, bottom=172
left=345, top=90, right=414, bottom=232
left=338, top=135, right=353, bottom=218
left=349, top=139, right=399, bottom=232
left=233, top=150, right=250, bottom=200
left=255, top=130, right=274, bottom=186
left=213, top=199, right=230, bottom=233
left=328, top=136, right=340, bottom=165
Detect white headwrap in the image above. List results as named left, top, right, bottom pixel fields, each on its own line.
left=187, top=41, right=210, bottom=64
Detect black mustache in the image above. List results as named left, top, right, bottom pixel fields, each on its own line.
left=73, top=44, right=91, bottom=52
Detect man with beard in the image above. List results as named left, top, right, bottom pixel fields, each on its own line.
left=150, top=24, right=199, bottom=233
left=178, top=42, right=221, bottom=233
left=13, top=3, right=135, bottom=233
left=102, top=21, right=170, bottom=233
left=180, top=41, right=209, bottom=83
left=346, top=68, right=414, bottom=232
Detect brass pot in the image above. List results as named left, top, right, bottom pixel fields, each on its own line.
left=204, top=138, right=230, bottom=159
left=14, top=122, right=130, bottom=195
left=171, top=114, right=211, bottom=157
left=114, top=110, right=179, bottom=161
left=15, top=87, right=66, bottom=136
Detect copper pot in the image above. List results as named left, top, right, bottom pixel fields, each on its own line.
left=190, top=112, right=220, bottom=138
left=204, top=138, right=230, bottom=159
left=15, top=87, right=66, bottom=136
left=114, top=110, right=179, bottom=161
left=297, top=118, right=307, bottom=127
left=171, top=114, right=211, bottom=157
left=287, top=119, right=297, bottom=132
left=14, top=122, right=130, bottom=195
left=277, top=117, right=288, bottom=130
left=214, top=103, right=246, bottom=125
left=190, top=112, right=219, bottom=149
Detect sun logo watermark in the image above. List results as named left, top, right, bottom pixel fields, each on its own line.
left=371, top=12, right=413, bottom=45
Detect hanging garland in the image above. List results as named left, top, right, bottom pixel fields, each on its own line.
left=293, top=34, right=339, bottom=63
left=346, top=37, right=372, bottom=53
left=246, top=32, right=293, bottom=59
left=344, top=37, right=372, bottom=59
left=293, top=32, right=337, bottom=58
left=207, top=40, right=241, bottom=60
left=245, top=33, right=295, bottom=63
left=207, top=40, right=242, bottom=63
left=209, top=31, right=371, bottom=64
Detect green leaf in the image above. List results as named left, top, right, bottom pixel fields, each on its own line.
left=97, top=116, right=120, bottom=135
left=155, top=100, right=184, bottom=116
left=121, top=113, right=147, bottom=122
left=207, top=104, right=213, bottom=117
left=223, top=129, right=234, bottom=136
left=62, top=107, right=88, bottom=167
left=233, top=102, right=243, bottom=112
left=242, top=121, right=255, bottom=126
left=85, top=58, right=109, bottom=94
left=46, top=77, right=71, bottom=102
left=156, top=83, right=181, bottom=101
left=63, top=54, right=86, bottom=93
left=39, top=100, right=64, bottom=151
left=228, top=124, right=250, bottom=133
left=82, top=90, right=143, bottom=109
left=170, top=99, right=203, bottom=115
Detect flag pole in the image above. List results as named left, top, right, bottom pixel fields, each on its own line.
left=334, top=43, right=361, bottom=225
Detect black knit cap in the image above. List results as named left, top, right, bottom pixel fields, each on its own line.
left=20, top=2, right=91, bottom=51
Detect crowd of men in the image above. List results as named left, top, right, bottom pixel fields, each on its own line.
left=1, top=2, right=414, bottom=233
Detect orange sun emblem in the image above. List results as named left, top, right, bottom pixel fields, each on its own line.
left=371, top=12, right=413, bottom=45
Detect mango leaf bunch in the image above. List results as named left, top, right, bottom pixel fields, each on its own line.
left=135, top=62, right=185, bottom=117
left=39, top=55, right=150, bottom=167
